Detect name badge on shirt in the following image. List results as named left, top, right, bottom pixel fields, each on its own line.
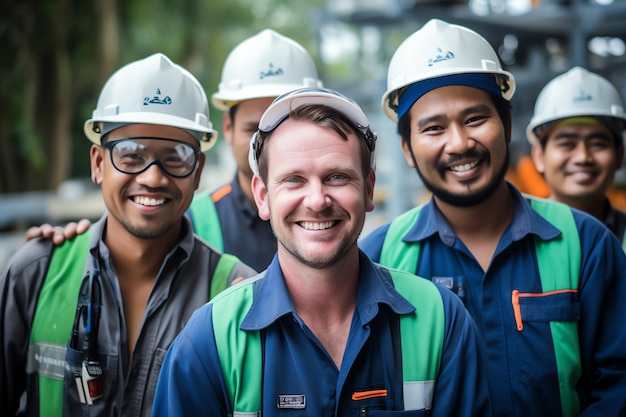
left=433, top=276, right=466, bottom=302
left=433, top=276, right=454, bottom=289
left=277, top=394, right=306, bottom=409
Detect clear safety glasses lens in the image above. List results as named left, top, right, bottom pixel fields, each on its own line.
left=103, top=138, right=199, bottom=178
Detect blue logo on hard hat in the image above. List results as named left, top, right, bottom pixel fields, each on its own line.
left=259, top=63, right=284, bottom=80
left=144, top=88, right=172, bottom=106
left=428, top=48, right=455, bottom=67
left=573, top=90, right=592, bottom=103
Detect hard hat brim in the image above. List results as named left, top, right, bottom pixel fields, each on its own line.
left=84, top=113, right=218, bottom=152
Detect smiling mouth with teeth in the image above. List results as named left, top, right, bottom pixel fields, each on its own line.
left=300, top=221, right=336, bottom=230
left=133, top=196, right=166, bottom=206
left=449, top=161, right=479, bottom=172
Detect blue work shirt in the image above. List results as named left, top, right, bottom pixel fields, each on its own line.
left=152, top=252, right=491, bottom=417
left=188, top=175, right=276, bottom=271
left=603, top=199, right=626, bottom=248
left=360, top=185, right=626, bottom=417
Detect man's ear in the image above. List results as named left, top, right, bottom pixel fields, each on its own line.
left=90, top=144, right=105, bottom=185
left=365, top=168, right=376, bottom=213
left=400, top=138, right=416, bottom=168
left=222, top=112, right=234, bottom=147
left=251, top=175, right=269, bottom=221
left=530, top=144, right=546, bottom=174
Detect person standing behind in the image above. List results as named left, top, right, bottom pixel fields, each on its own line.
left=360, top=19, right=626, bottom=417
left=527, top=66, right=626, bottom=248
left=0, top=53, right=256, bottom=417
left=152, top=88, right=491, bottom=416
left=187, top=29, right=324, bottom=271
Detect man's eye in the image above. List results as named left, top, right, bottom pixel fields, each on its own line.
left=556, top=141, right=575, bottom=149
left=422, top=125, right=442, bottom=133
left=120, top=153, right=145, bottom=163
left=466, top=115, right=486, bottom=124
left=589, top=140, right=610, bottom=149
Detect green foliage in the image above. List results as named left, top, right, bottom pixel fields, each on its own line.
left=0, top=0, right=325, bottom=194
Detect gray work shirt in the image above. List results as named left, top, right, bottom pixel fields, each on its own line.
left=0, top=214, right=257, bottom=417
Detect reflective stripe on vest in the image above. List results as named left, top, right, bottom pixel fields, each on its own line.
left=380, top=197, right=582, bottom=417
left=28, top=232, right=91, bottom=417
left=211, top=269, right=445, bottom=416
left=189, top=191, right=224, bottom=251
left=28, top=231, right=238, bottom=417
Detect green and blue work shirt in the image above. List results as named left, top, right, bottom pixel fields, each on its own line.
left=153, top=252, right=491, bottom=417
left=360, top=184, right=626, bottom=417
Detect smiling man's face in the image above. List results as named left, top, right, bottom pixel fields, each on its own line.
left=403, top=85, right=509, bottom=207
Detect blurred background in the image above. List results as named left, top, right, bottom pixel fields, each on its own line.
left=2, top=0, right=626, bottom=270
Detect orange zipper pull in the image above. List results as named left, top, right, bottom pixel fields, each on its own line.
left=511, top=290, right=523, bottom=331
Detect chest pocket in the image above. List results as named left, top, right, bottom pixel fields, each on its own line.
left=512, top=289, right=580, bottom=329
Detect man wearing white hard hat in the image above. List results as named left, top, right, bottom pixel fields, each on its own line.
left=153, top=87, right=491, bottom=417
left=28, top=29, right=324, bottom=272
left=360, top=18, right=626, bottom=417
left=528, top=66, right=626, bottom=249
left=187, top=29, right=324, bottom=271
left=0, top=53, right=255, bottom=417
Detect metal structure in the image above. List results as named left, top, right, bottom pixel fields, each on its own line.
left=319, top=0, right=626, bottom=227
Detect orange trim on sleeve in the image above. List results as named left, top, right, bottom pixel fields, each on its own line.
left=351, top=389, right=388, bottom=401
left=211, top=184, right=232, bottom=203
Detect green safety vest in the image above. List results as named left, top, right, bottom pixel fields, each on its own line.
left=210, top=268, right=447, bottom=416
left=189, top=191, right=224, bottom=251
left=379, top=197, right=582, bottom=417
left=27, top=231, right=239, bottom=417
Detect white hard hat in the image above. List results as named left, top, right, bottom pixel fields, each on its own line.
left=84, top=53, right=217, bottom=152
left=248, top=87, right=376, bottom=175
left=211, top=29, right=323, bottom=111
left=382, top=18, right=515, bottom=122
left=526, top=66, right=626, bottom=145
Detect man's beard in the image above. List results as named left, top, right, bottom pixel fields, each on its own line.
left=415, top=150, right=509, bottom=207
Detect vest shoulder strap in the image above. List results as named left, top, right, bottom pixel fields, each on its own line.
left=380, top=204, right=425, bottom=272
left=213, top=268, right=446, bottom=414
left=379, top=197, right=582, bottom=416
left=389, top=268, right=444, bottom=411
left=29, top=231, right=91, bottom=417
left=189, top=192, right=224, bottom=251
left=528, top=198, right=581, bottom=417
left=380, top=199, right=581, bottom=289
left=211, top=281, right=262, bottom=416
left=210, top=253, right=240, bottom=300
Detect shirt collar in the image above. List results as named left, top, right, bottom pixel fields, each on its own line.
left=241, top=251, right=415, bottom=331
left=231, top=175, right=260, bottom=224
left=399, top=183, right=562, bottom=246
left=93, top=212, right=195, bottom=265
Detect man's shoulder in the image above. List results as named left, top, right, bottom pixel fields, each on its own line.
left=3, top=237, right=55, bottom=276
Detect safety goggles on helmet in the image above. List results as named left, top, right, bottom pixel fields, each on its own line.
left=248, top=87, right=376, bottom=175
left=103, top=137, right=200, bottom=178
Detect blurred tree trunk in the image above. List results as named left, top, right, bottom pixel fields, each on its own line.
left=0, top=0, right=321, bottom=195
left=96, top=0, right=119, bottom=87
left=47, top=0, right=72, bottom=189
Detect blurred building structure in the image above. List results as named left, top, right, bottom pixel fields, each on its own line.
left=316, top=0, right=626, bottom=231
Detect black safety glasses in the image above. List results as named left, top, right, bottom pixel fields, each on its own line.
left=102, top=137, right=200, bottom=178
